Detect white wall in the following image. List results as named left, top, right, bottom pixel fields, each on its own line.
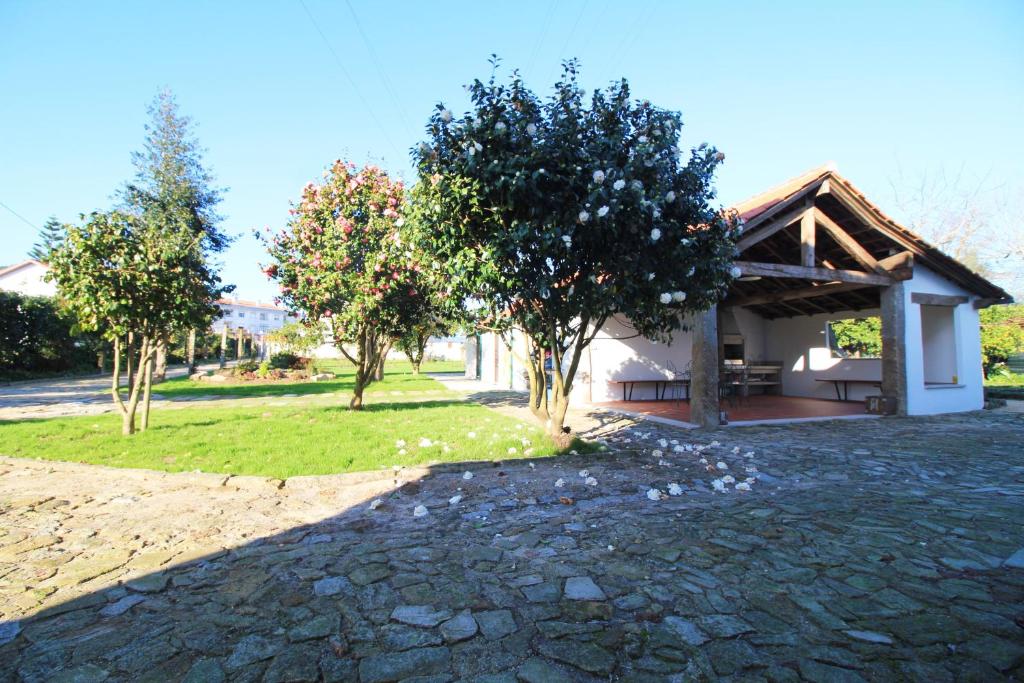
left=903, top=266, right=984, bottom=415
left=0, top=261, right=56, bottom=297
left=764, top=308, right=883, bottom=402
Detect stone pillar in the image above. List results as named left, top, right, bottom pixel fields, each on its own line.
left=690, top=305, right=720, bottom=428
left=880, top=283, right=908, bottom=416
left=237, top=327, right=244, bottom=359
left=219, top=325, right=228, bottom=368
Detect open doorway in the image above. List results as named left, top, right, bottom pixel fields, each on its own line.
left=920, top=305, right=959, bottom=385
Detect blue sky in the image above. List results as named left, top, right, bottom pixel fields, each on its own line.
left=2, top=1, right=1021, bottom=301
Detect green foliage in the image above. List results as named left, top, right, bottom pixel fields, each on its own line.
left=414, top=59, right=737, bottom=433
left=979, top=303, right=1024, bottom=373
left=0, top=291, right=97, bottom=379
left=257, top=360, right=271, bottom=378
left=828, top=317, right=882, bottom=358
left=269, top=352, right=302, bottom=370
left=28, top=216, right=68, bottom=262
left=265, top=320, right=323, bottom=357
left=236, top=359, right=259, bottom=374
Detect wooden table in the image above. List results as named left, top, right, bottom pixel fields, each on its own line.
left=611, top=379, right=690, bottom=402
left=815, top=377, right=881, bottom=401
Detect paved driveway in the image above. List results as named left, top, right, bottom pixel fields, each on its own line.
left=0, top=410, right=1022, bottom=681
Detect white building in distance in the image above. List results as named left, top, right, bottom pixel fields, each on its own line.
left=215, top=297, right=290, bottom=335
left=0, top=259, right=57, bottom=297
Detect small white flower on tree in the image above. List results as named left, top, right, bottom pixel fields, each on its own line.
left=415, top=60, right=736, bottom=443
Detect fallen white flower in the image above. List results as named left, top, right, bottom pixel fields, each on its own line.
left=462, top=471, right=474, bottom=480
left=722, top=475, right=736, bottom=484
left=578, top=469, right=589, bottom=478
left=507, top=447, right=517, bottom=455
left=711, top=479, right=727, bottom=493
left=467, top=431, right=477, bottom=439
left=368, top=498, right=383, bottom=510
left=668, top=483, right=683, bottom=496
left=652, top=449, right=663, bottom=458
left=731, top=446, right=740, bottom=454
left=607, top=545, right=615, bottom=551
left=584, top=476, right=598, bottom=486
left=419, top=437, right=433, bottom=448
left=528, top=462, right=536, bottom=469
left=399, top=449, right=407, bottom=455
left=448, top=494, right=462, bottom=505
left=413, top=505, right=429, bottom=517
left=659, top=460, right=670, bottom=467
left=735, top=482, right=751, bottom=492
left=554, top=478, right=566, bottom=488
left=658, top=438, right=668, bottom=448
left=716, top=461, right=728, bottom=470
left=396, top=439, right=407, bottom=448
left=646, top=488, right=662, bottom=501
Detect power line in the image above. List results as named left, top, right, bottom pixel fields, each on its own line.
left=343, top=0, right=417, bottom=140
left=0, top=200, right=39, bottom=231
left=524, top=0, right=557, bottom=81
left=296, top=0, right=406, bottom=163
left=551, top=0, right=590, bottom=84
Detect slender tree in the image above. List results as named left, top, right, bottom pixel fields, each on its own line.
left=416, top=60, right=738, bottom=442
left=262, top=161, right=425, bottom=409
left=28, top=217, right=67, bottom=262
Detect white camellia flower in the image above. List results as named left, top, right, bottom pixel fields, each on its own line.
left=413, top=505, right=429, bottom=517
left=462, top=471, right=474, bottom=480
left=554, top=478, right=566, bottom=488
left=474, top=142, right=483, bottom=152
left=711, top=479, right=727, bottom=493
left=638, top=135, right=648, bottom=143
left=631, top=180, right=643, bottom=191
left=597, top=206, right=609, bottom=217
left=467, top=431, right=476, bottom=438
left=658, top=438, right=668, bottom=447
left=495, top=121, right=506, bottom=132
left=672, top=291, right=686, bottom=302
left=716, top=461, right=728, bottom=470
left=659, top=293, right=672, bottom=304
left=561, top=235, right=572, bottom=247
left=652, top=449, right=663, bottom=458
left=650, top=228, right=662, bottom=242
left=396, top=439, right=406, bottom=448
left=665, top=191, right=676, bottom=202
left=584, top=476, right=598, bottom=486
left=578, top=210, right=590, bottom=223
left=449, top=494, right=462, bottom=505
left=526, top=123, right=537, bottom=136
left=687, top=266, right=695, bottom=276
left=368, top=498, right=383, bottom=510
left=647, top=273, right=656, bottom=281
left=419, top=437, right=433, bottom=448
left=668, top=483, right=683, bottom=496
left=439, top=109, right=452, bottom=122
left=593, top=170, right=605, bottom=184
left=467, top=146, right=476, bottom=157
left=646, top=488, right=662, bottom=501
left=507, top=447, right=517, bottom=455
left=735, top=482, right=752, bottom=491
left=722, top=475, right=736, bottom=484
left=578, top=469, right=589, bottom=478
left=613, top=179, right=626, bottom=191
left=730, top=266, right=743, bottom=278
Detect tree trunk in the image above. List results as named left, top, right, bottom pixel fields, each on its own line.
left=97, top=349, right=106, bottom=375
left=154, top=336, right=168, bottom=382
left=219, top=325, right=227, bottom=368
left=374, top=344, right=388, bottom=381
left=186, top=328, right=197, bottom=374
left=140, top=353, right=154, bottom=431
left=119, top=336, right=152, bottom=436
left=126, top=333, right=135, bottom=396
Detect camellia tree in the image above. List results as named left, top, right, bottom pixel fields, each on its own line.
left=48, top=210, right=225, bottom=434
left=415, top=60, right=739, bottom=442
left=263, top=161, right=428, bottom=409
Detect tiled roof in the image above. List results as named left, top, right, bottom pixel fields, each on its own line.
left=216, top=298, right=288, bottom=312
left=0, top=259, right=45, bottom=278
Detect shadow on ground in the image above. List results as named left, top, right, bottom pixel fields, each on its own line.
left=1, top=411, right=1023, bottom=681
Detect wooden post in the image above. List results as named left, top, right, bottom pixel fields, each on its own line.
left=880, top=283, right=908, bottom=416
left=690, top=306, right=720, bottom=428
left=800, top=208, right=816, bottom=267
left=219, top=325, right=227, bottom=368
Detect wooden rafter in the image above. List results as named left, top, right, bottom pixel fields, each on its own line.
left=736, top=203, right=810, bottom=252
left=800, top=209, right=816, bottom=267
left=725, top=282, right=873, bottom=309
left=813, top=208, right=880, bottom=273
left=734, top=261, right=894, bottom=286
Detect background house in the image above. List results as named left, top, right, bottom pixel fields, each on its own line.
left=0, top=259, right=56, bottom=297
left=467, top=166, right=1012, bottom=423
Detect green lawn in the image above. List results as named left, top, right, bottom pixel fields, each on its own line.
left=151, top=359, right=462, bottom=399
left=0, top=399, right=569, bottom=479
left=2, top=359, right=578, bottom=478
left=985, top=369, right=1024, bottom=400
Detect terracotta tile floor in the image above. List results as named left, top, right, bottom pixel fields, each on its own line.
left=597, top=394, right=869, bottom=424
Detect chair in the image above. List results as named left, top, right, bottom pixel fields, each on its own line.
left=719, top=365, right=749, bottom=407
left=666, top=360, right=691, bottom=405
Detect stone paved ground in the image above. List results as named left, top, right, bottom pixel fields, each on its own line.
left=1, top=410, right=1023, bottom=681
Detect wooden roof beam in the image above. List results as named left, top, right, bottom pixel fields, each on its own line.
left=734, top=260, right=894, bottom=286
left=736, top=203, right=812, bottom=253
left=724, top=282, right=874, bottom=309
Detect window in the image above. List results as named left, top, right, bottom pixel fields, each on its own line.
left=826, top=317, right=881, bottom=358
left=238, top=311, right=245, bottom=318
left=260, top=312, right=267, bottom=320
left=920, top=305, right=958, bottom=384
left=223, top=308, right=232, bottom=317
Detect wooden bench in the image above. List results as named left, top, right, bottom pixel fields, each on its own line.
left=611, top=379, right=690, bottom=402
left=815, top=377, right=881, bottom=401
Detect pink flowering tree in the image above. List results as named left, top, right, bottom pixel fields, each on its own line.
left=415, top=61, right=739, bottom=442
left=262, top=161, right=424, bottom=409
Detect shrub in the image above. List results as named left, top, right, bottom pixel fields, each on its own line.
left=269, top=352, right=300, bottom=370
left=257, top=360, right=271, bottom=379
left=236, top=359, right=259, bottom=374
